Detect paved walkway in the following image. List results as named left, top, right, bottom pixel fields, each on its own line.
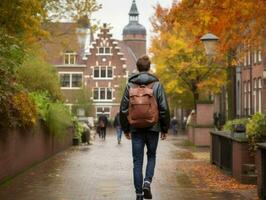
left=0, top=129, right=257, bottom=200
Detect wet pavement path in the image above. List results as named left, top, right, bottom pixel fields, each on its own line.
left=0, top=129, right=257, bottom=200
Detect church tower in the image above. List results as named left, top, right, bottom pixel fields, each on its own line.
left=123, top=0, right=147, bottom=59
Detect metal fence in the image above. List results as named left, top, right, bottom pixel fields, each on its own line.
left=211, top=132, right=232, bottom=172
left=262, top=148, right=266, bottom=199
left=211, top=134, right=221, bottom=165
left=220, top=136, right=232, bottom=171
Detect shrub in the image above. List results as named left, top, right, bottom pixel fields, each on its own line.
left=11, top=91, right=37, bottom=127
left=223, top=118, right=249, bottom=132
left=71, top=86, right=93, bottom=116
left=30, top=91, right=50, bottom=120
left=0, top=91, right=37, bottom=128
left=30, top=92, right=73, bottom=138
left=17, top=51, right=62, bottom=100
left=46, top=103, right=73, bottom=138
left=246, top=113, right=266, bottom=151
left=73, top=117, right=84, bottom=141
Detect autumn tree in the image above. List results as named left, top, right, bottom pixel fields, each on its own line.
left=165, top=0, right=266, bottom=53
left=0, top=0, right=101, bottom=128
left=151, top=6, right=227, bottom=110
left=151, top=0, right=266, bottom=113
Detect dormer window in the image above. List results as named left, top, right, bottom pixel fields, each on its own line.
left=64, top=51, right=77, bottom=65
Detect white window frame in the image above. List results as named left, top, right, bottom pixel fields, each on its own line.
left=254, top=79, right=257, bottom=113
left=258, top=47, right=262, bottom=62
left=96, top=47, right=112, bottom=56
left=248, top=81, right=251, bottom=115
left=93, top=87, right=113, bottom=102
left=247, top=50, right=251, bottom=66
left=254, top=50, right=257, bottom=64
left=96, top=106, right=111, bottom=118
left=258, top=78, right=262, bottom=113
left=59, top=72, right=83, bottom=89
left=244, top=53, right=247, bottom=66
left=244, top=82, right=247, bottom=112
left=93, top=66, right=114, bottom=80
left=64, top=52, right=77, bottom=65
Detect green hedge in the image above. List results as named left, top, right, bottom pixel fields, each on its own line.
left=223, top=118, right=249, bottom=132
left=246, top=113, right=266, bottom=151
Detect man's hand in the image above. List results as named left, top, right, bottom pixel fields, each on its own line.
left=125, top=133, right=131, bottom=140
left=161, top=133, right=167, bottom=140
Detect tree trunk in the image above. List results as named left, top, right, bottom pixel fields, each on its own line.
left=193, top=91, right=199, bottom=112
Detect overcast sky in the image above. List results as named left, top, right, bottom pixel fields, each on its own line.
left=93, top=0, right=173, bottom=47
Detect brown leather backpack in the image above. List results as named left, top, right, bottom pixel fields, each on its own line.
left=127, top=83, right=159, bottom=128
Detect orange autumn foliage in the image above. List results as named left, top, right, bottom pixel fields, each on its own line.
left=162, top=0, right=266, bottom=53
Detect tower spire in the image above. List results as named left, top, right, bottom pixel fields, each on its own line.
left=129, top=0, right=139, bottom=22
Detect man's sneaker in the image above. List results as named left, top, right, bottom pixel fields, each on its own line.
left=143, top=181, right=152, bottom=199
left=136, top=194, right=143, bottom=200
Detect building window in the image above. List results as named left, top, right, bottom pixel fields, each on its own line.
left=236, top=80, right=241, bottom=117
left=93, top=66, right=113, bottom=79
left=93, top=88, right=99, bottom=100
left=107, top=67, right=113, bottom=78
left=258, top=47, right=262, bottom=62
left=96, top=107, right=111, bottom=118
left=60, top=74, right=70, bottom=87
left=99, top=47, right=104, bottom=54
left=244, top=53, right=247, bottom=66
left=94, top=67, right=100, bottom=78
left=243, top=82, right=247, bottom=115
left=59, top=73, right=83, bottom=89
left=64, top=52, right=77, bottom=65
left=100, top=88, right=106, bottom=99
left=98, top=47, right=111, bottom=55
left=254, top=79, right=257, bottom=113
left=254, top=50, right=257, bottom=64
left=107, top=88, right=112, bottom=99
left=101, top=67, right=106, bottom=78
left=93, top=88, right=113, bottom=101
left=105, top=47, right=111, bottom=54
left=258, top=78, right=262, bottom=113
left=72, top=74, right=82, bottom=87
left=247, top=50, right=251, bottom=66
left=247, top=81, right=251, bottom=115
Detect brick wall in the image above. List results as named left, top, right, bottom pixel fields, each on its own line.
left=0, top=122, right=74, bottom=183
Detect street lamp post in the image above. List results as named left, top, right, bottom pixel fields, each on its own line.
left=200, top=33, right=219, bottom=57
left=200, top=33, right=227, bottom=127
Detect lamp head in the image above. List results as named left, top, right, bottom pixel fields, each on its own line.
left=200, top=33, right=219, bottom=56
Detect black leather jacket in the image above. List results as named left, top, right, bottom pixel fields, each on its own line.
left=119, top=72, right=170, bottom=133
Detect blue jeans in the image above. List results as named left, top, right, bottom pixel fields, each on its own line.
left=131, top=131, right=159, bottom=194
left=116, top=126, right=123, bottom=141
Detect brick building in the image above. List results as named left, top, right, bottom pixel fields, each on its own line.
left=235, top=44, right=264, bottom=117
left=43, top=0, right=146, bottom=119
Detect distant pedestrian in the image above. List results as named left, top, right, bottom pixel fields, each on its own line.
left=98, top=111, right=108, bottom=140
left=170, top=116, right=178, bottom=135
left=113, top=112, right=123, bottom=144
left=120, top=55, right=170, bottom=200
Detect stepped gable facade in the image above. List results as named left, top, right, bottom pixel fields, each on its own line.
left=44, top=0, right=147, bottom=119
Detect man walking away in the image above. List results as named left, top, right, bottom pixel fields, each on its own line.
left=114, top=112, right=123, bottom=144
left=120, top=55, right=170, bottom=200
left=98, top=111, right=108, bottom=140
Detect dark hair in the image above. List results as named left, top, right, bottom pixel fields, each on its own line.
left=136, top=55, right=151, bottom=72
